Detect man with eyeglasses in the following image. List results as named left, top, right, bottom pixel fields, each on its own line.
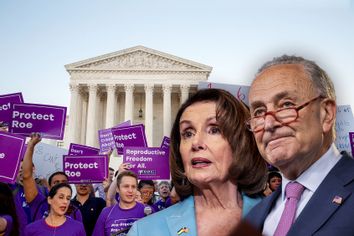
left=245, top=55, right=354, bottom=236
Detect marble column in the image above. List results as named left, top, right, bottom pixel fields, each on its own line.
left=80, top=93, right=88, bottom=145
left=180, top=84, right=190, bottom=106
left=86, top=84, right=98, bottom=146
left=68, top=84, right=79, bottom=144
left=144, top=84, right=154, bottom=146
left=124, top=84, right=134, bottom=122
left=162, top=84, right=172, bottom=137
left=105, top=84, right=116, bottom=128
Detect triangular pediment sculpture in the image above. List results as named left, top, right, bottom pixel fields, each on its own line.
left=65, top=46, right=212, bottom=72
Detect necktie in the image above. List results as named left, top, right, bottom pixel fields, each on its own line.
left=274, top=182, right=305, bottom=236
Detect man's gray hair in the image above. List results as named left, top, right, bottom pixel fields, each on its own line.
left=257, top=55, right=336, bottom=101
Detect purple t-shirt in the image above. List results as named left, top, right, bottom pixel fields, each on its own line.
left=152, top=197, right=172, bottom=212
left=24, top=217, right=86, bottom=236
left=0, top=215, right=13, bottom=236
left=28, top=192, right=83, bottom=222
left=92, top=202, right=146, bottom=236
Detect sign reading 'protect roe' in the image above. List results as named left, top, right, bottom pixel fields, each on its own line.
left=10, top=103, right=67, bottom=140
left=63, top=155, right=108, bottom=184
left=111, top=124, right=148, bottom=155
left=123, top=147, right=170, bottom=180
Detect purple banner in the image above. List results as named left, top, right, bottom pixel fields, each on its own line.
left=350, top=132, right=354, bottom=156
left=63, top=155, right=108, bottom=183
left=0, top=131, right=26, bottom=183
left=68, top=143, right=100, bottom=156
left=123, top=147, right=170, bottom=180
left=9, top=103, right=67, bottom=140
left=111, top=124, right=148, bottom=155
left=160, top=136, right=170, bottom=149
left=98, top=120, right=132, bottom=152
left=0, top=92, right=24, bottom=125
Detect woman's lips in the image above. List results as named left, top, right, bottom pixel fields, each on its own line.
left=191, top=158, right=212, bottom=168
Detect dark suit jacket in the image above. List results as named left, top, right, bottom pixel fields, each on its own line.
left=246, top=152, right=354, bottom=236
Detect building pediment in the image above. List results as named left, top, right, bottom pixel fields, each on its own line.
left=65, top=46, right=212, bottom=74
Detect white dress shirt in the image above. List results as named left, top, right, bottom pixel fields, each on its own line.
left=262, top=144, right=341, bottom=236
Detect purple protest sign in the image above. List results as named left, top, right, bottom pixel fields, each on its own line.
left=111, top=124, right=148, bottom=155
left=9, top=103, right=67, bottom=140
left=350, top=132, right=354, bottom=156
left=98, top=128, right=115, bottom=152
left=0, top=92, right=24, bottom=124
left=0, top=131, right=26, bottom=183
left=68, top=143, right=100, bottom=156
left=98, top=120, right=132, bottom=152
left=123, top=147, right=170, bottom=180
left=160, top=136, right=170, bottom=149
left=63, top=155, right=108, bottom=183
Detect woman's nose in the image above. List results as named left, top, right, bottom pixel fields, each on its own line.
left=191, top=132, right=206, bottom=151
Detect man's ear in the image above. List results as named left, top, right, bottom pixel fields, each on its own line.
left=320, top=98, right=336, bottom=133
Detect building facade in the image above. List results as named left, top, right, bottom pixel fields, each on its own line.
left=64, top=46, right=212, bottom=148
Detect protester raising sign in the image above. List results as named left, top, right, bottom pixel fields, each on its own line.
left=0, top=131, right=26, bottom=184
left=123, top=147, right=170, bottom=180
left=335, top=105, right=354, bottom=156
left=10, top=103, right=67, bottom=140
left=98, top=120, right=131, bottom=152
left=63, top=155, right=108, bottom=183
left=0, top=92, right=24, bottom=125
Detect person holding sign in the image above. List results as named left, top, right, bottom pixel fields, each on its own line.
left=21, top=133, right=82, bottom=222
left=24, top=183, right=85, bottom=236
left=128, top=89, right=267, bottom=236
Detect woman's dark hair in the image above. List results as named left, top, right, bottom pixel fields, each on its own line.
left=170, top=88, right=267, bottom=198
left=48, top=171, right=68, bottom=187
left=48, top=182, right=72, bottom=199
left=267, top=171, right=282, bottom=184
left=0, top=183, right=20, bottom=236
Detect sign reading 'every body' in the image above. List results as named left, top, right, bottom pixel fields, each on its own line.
left=10, top=103, right=67, bottom=140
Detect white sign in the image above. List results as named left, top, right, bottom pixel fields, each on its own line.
left=335, top=105, right=354, bottom=156
left=198, top=81, right=250, bottom=105
left=32, top=142, right=68, bottom=180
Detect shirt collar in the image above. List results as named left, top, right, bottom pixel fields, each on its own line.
left=281, top=143, right=341, bottom=200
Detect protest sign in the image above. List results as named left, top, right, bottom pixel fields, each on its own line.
left=335, top=105, right=354, bottom=156
left=63, top=155, right=108, bottom=183
left=0, top=131, right=26, bottom=183
left=10, top=103, right=67, bottom=140
left=32, top=142, right=68, bottom=180
left=198, top=81, right=250, bottom=105
left=160, top=136, right=170, bottom=149
left=111, top=124, right=148, bottom=155
left=68, top=143, right=100, bottom=156
left=98, top=120, right=132, bottom=152
left=123, top=147, right=170, bottom=180
left=0, top=92, right=24, bottom=124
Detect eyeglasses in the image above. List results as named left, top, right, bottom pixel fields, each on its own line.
left=246, top=95, right=325, bottom=132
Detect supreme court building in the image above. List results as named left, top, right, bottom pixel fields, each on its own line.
left=64, top=46, right=212, bottom=149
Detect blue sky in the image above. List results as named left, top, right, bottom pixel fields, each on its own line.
left=1, top=0, right=353, bottom=111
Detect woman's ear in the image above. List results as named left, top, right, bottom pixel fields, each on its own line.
left=47, top=196, right=52, bottom=206
left=320, top=98, right=336, bottom=133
